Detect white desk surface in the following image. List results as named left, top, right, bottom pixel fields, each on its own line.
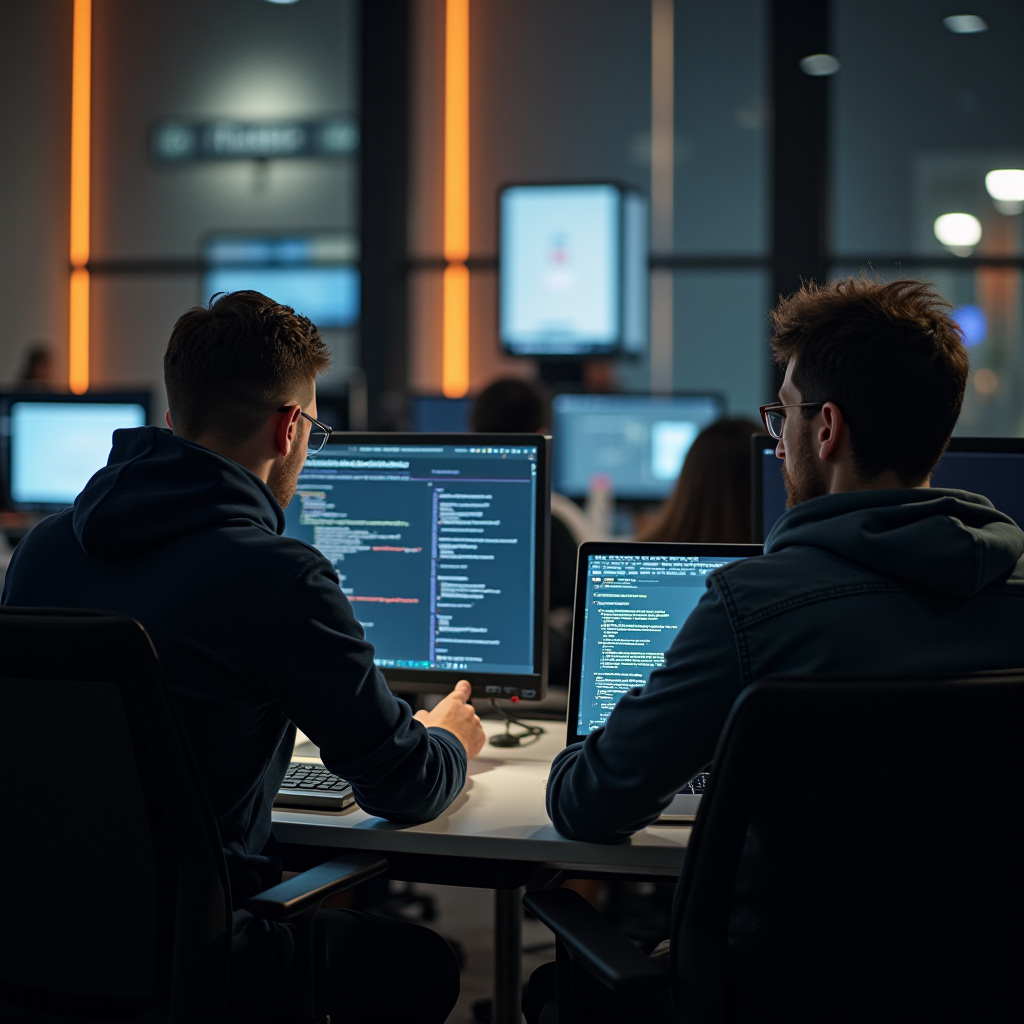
left=273, top=718, right=690, bottom=877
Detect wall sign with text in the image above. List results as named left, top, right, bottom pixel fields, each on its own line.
left=151, top=116, right=359, bottom=163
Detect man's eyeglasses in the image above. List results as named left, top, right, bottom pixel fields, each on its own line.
left=278, top=408, right=333, bottom=455
left=759, top=402, right=825, bottom=440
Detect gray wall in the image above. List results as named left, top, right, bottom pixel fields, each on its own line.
left=1, top=0, right=359, bottom=410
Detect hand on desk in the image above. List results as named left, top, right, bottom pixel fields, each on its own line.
left=414, top=679, right=486, bottom=760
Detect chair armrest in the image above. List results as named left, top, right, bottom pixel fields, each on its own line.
left=246, top=853, right=388, bottom=922
left=524, top=889, right=671, bottom=996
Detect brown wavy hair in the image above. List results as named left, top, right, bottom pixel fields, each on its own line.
left=770, top=276, right=969, bottom=484
left=638, top=418, right=761, bottom=544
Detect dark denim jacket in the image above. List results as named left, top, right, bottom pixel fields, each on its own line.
left=547, top=488, right=1024, bottom=843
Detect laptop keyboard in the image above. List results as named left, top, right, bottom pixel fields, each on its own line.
left=274, top=762, right=355, bottom=811
left=679, top=772, right=709, bottom=794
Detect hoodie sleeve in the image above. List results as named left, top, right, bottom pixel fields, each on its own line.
left=267, top=556, right=466, bottom=824
left=546, top=581, right=744, bottom=843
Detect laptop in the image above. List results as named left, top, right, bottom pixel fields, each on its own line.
left=566, top=541, right=762, bottom=822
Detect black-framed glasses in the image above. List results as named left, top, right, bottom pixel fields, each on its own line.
left=278, top=407, right=333, bottom=455
left=759, top=402, right=825, bottom=440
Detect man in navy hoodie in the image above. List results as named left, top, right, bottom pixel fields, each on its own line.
left=546, top=276, right=1024, bottom=843
left=3, top=291, right=485, bottom=1023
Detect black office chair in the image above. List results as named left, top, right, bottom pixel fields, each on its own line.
left=526, top=672, right=1024, bottom=1024
left=0, top=608, right=386, bottom=1024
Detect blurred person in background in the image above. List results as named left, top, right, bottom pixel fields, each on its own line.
left=638, top=418, right=761, bottom=544
left=18, top=343, right=55, bottom=390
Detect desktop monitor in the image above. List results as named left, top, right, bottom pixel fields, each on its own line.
left=551, top=392, right=725, bottom=501
left=202, top=233, right=360, bottom=328
left=566, top=541, right=762, bottom=745
left=411, top=395, right=473, bottom=433
left=282, top=433, right=551, bottom=700
left=0, top=391, right=150, bottom=511
left=752, top=435, right=1024, bottom=542
left=499, top=183, right=649, bottom=358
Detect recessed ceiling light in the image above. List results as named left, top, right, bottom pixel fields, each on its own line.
left=264, top=0, right=301, bottom=5
left=985, top=169, right=1024, bottom=215
left=799, top=53, right=841, bottom=77
left=943, top=15, right=988, bottom=33
left=934, top=212, right=982, bottom=255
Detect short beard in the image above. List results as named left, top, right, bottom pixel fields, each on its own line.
left=267, top=439, right=306, bottom=509
left=782, top=417, right=828, bottom=508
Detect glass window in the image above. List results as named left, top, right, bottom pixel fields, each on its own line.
left=672, top=0, right=768, bottom=254
left=619, top=269, right=771, bottom=418
left=831, top=264, right=1024, bottom=435
left=831, top=0, right=1024, bottom=257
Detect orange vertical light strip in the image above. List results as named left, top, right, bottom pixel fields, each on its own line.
left=442, top=264, right=470, bottom=398
left=442, top=0, right=470, bottom=397
left=69, top=0, right=92, bottom=394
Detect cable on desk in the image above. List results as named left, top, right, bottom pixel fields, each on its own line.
left=487, top=698, right=545, bottom=747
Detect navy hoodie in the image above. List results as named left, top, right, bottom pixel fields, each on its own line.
left=2, top=427, right=467, bottom=971
left=547, top=488, right=1024, bottom=843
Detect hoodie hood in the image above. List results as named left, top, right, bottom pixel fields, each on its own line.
left=765, top=487, right=1023, bottom=598
left=72, top=426, right=284, bottom=556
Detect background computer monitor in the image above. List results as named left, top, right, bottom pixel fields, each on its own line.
left=0, top=391, right=150, bottom=511
left=551, top=392, right=724, bottom=501
left=752, top=435, right=1024, bottom=542
left=499, top=183, right=649, bottom=358
left=202, top=233, right=360, bottom=329
left=282, top=433, right=551, bottom=700
left=411, top=395, right=473, bottom=433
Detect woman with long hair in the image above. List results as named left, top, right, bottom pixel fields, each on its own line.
left=638, top=418, right=761, bottom=544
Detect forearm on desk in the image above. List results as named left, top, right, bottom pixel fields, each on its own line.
left=546, top=588, right=743, bottom=843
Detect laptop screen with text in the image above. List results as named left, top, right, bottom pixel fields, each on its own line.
left=567, top=543, right=760, bottom=744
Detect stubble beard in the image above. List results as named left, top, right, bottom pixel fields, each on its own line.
left=782, top=418, right=828, bottom=508
left=267, top=439, right=306, bottom=510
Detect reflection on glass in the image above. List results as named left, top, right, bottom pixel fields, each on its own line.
left=832, top=0, right=1024, bottom=257
left=830, top=265, right=1023, bottom=437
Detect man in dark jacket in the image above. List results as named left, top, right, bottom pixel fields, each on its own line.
left=3, top=291, right=484, bottom=1023
left=546, top=276, right=1024, bottom=843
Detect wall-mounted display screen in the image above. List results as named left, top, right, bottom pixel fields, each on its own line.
left=202, top=233, right=359, bottom=328
left=499, top=183, right=649, bottom=358
left=202, top=266, right=359, bottom=328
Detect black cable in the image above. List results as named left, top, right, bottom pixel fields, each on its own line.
left=487, top=698, right=545, bottom=747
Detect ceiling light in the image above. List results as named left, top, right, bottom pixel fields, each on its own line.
left=985, top=169, right=1024, bottom=215
left=943, top=15, right=988, bottom=33
left=799, top=54, right=841, bottom=76
left=933, top=212, right=982, bottom=256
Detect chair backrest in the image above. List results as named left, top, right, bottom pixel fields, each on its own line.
left=672, top=672, right=1024, bottom=1024
left=0, top=608, right=232, bottom=1023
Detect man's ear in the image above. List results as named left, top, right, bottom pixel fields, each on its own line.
left=817, top=401, right=844, bottom=461
left=165, top=410, right=173, bottom=429
left=274, top=405, right=302, bottom=456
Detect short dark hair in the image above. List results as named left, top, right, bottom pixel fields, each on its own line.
left=470, top=378, right=548, bottom=433
left=164, top=291, right=330, bottom=445
left=770, top=276, right=969, bottom=483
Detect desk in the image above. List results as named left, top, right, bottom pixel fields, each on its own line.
left=274, top=719, right=690, bottom=1024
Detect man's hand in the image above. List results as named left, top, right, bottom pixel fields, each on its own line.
left=413, top=680, right=486, bottom=759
